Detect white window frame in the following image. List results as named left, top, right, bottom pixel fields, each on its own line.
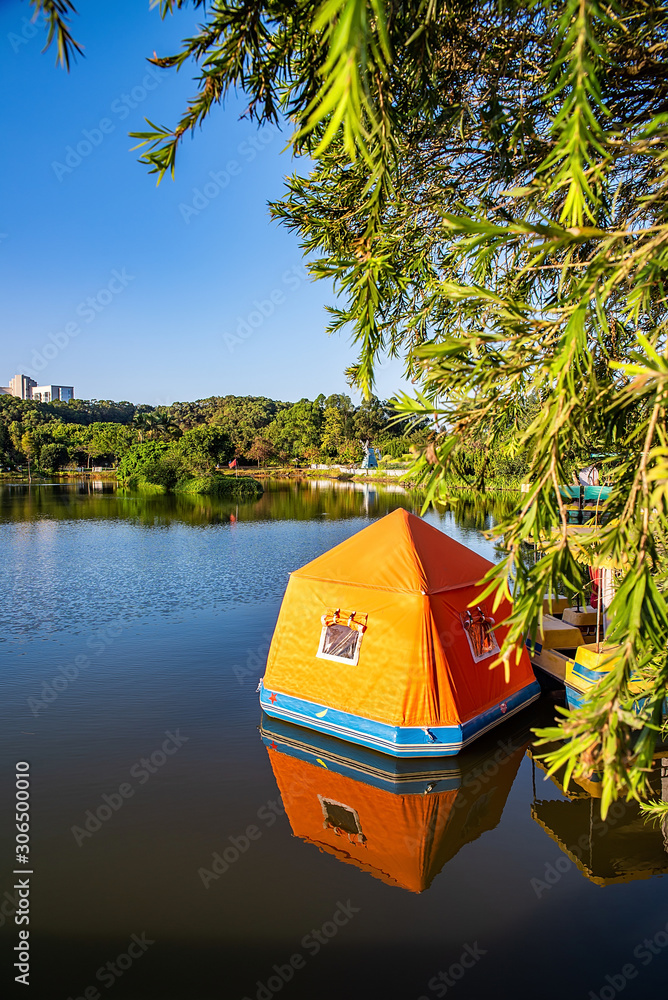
left=318, top=795, right=364, bottom=836
left=316, top=622, right=363, bottom=666
left=463, top=629, right=500, bottom=663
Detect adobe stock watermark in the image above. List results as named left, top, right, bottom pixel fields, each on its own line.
left=22, top=267, right=134, bottom=379
left=179, top=163, right=242, bottom=223
left=530, top=798, right=632, bottom=898
left=0, top=885, right=18, bottom=930
left=51, top=65, right=166, bottom=181
left=27, top=619, right=126, bottom=717
left=197, top=796, right=285, bottom=888
left=417, top=943, right=488, bottom=999
left=70, top=730, right=189, bottom=846
left=241, top=901, right=360, bottom=1000
left=223, top=265, right=310, bottom=354
left=66, top=932, right=154, bottom=999
left=234, top=633, right=273, bottom=686
left=404, top=736, right=523, bottom=853
left=7, top=13, right=47, bottom=54
left=588, top=918, right=668, bottom=999
left=178, top=124, right=281, bottom=223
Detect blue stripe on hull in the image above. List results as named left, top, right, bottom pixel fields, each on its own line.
left=572, top=663, right=609, bottom=684
left=565, top=685, right=585, bottom=711
left=566, top=685, right=667, bottom=716
left=259, top=680, right=541, bottom=758
left=259, top=729, right=464, bottom=794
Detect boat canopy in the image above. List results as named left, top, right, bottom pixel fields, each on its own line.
left=263, top=508, right=536, bottom=729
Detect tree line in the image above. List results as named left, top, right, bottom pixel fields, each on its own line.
left=0, top=392, right=426, bottom=474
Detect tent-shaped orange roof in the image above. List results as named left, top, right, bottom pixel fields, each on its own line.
left=294, top=508, right=495, bottom=594
left=262, top=509, right=539, bottom=753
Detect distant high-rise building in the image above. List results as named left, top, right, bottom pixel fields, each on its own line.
left=31, top=385, right=75, bottom=403
left=9, top=374, right=37, bottom=399
left=1, top=374, right=75, bottom=402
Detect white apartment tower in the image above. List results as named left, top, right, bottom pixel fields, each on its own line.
left=0, top=373, right=75, bottom=402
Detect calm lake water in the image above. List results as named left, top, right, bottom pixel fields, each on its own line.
left=1, top=480, right=666, bottom=1000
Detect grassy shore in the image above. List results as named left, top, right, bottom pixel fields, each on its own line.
left=239, top=466, right=524, bottom=491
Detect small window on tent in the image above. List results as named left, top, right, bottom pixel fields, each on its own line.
left=319, top=796, right=365, bottom=841
left=460, top=604, right=500, bottom=663
left=316, top=609, right=367, bottom=666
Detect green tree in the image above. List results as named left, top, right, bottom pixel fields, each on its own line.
left=320, top=395, right=354, bottom=458
left=39, top=442, right=68, bottom=472
left=21, top=432, right=36, bottom=483
left=8, top=420, right=24, bottom=459
left=133, top=410, right=160, bottom=443
left=268, top=399, right=324, bottom=459
left=76, top=427, right=101, bottom=470
left=147, top=452, right=187, bottom=490
left=353, top=396, right=387, bottom=444
left=117, top=442, right=172, bottom=484
left=207, top=395, right=286, bottom=457
left=151, top=411, right=182, bottom=442
left=176, top=426, right=233, bottom=474
left=86, top=423, right=133, bottom=465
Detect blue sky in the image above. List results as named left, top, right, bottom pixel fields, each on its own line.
left=0, top=0, right=410, bottom=406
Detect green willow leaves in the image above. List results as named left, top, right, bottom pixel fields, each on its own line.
left=389, top=1, right=668, bottom=818
left=29, top=0, right=83, bottom=69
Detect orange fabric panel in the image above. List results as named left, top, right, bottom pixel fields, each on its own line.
left=267, top=743, right=526, bottom=892
left=264, top=576, right=460, bottom=725
left=264, top=509, right=536, bottom=728
left=264, top=575, right=534, bottom=727
left=432, top=587, right=536, bottom=722
left=294, top=508, right=495, bottom=595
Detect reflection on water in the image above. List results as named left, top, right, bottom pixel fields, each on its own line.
left=262, top=715, right=668, bottom=894
left=0, top=480, right=506, bottom=641
left=0, top=477, right=517, bottom=528
left=528, top=750, right=668, bottom=886
left=2, top=480, right=668, bottom=999
left=261, top=714, right=530, bottom=893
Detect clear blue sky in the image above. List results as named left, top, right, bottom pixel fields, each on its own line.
left=0, top=0, right=410, bottom=406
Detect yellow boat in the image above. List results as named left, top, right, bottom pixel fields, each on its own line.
left=527, top=610, right=625, bottom=710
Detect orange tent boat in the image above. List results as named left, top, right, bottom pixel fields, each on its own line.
left=259, top=508, right=540, bottom=756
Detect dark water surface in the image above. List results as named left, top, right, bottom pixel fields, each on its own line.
left=1, top=480, right=666, bottom=1000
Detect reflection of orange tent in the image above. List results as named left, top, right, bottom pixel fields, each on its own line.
left=260, top=509, right=539, bottom=756
left=267, top=741, right=526, bottom=892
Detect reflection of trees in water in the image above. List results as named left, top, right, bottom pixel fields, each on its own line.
left=0, top=482, right=242, bottom=528
left=253, top=479, right=418, bottom=522
left=0, top=480, right=512, bottom=530
left=428, top=490, right=517, bottom=534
